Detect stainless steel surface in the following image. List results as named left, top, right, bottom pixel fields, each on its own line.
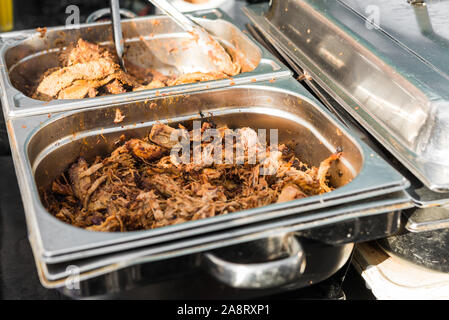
left=246, top=23, right=355, bottom=130
left=85, top=8, right=137, bottom=24
left=405, top=207, right=449, bottom=232
left=6, top=78, right=409, bottom=264
left=298, top=59, right=449, bottom=232
left=202, top=234, right=306, bottom=289
left=110, top=0, right=127, bottom=71
left=147, top=0, right=236, bottom=75
left=244, top=1, right=449, bottom=192
left=0, top=9, right=290, bottom=118
left=307, top=78, right=449, bottom=232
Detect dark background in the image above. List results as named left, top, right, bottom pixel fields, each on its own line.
left=11, top=0, right=267, bottom=30
left=12, top=0, right=153, bottom=30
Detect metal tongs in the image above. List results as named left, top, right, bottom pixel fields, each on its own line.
left=110, top=0, right=127, bottom=72
left=109, top=0, right=236, bottom=75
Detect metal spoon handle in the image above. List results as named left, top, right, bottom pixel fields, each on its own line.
left=110, top=0, right=126, bottom=71
left=147, top=0, right=196, bottom=32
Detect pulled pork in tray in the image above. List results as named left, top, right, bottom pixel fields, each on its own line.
left=33, top=39, right=241, bottom=101
left=43, top=122, right=341, bottom=232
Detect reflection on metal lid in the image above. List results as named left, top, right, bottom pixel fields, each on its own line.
left=338, top=0, right=449, bottom=79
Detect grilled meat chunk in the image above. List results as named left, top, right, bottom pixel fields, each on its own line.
left=149, top=123, right=180, bottom=149
left=277, top=184, right=307, bottom=203
left=66, top=39, right=104, bottom=66
left=36, top=58, right=117, bottom=98
left=125, top=139, right=165, bottom=161
left=105, top=79, right=126, bottom=95
left=68, top=158, right=93, bottom=201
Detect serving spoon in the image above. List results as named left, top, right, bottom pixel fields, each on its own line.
left=110, top=0, right=236, bottom=75
left=147, top=0, right=237, bottom=75
left=110, top=0, right=127, bottom=72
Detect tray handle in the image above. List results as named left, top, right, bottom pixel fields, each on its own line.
left=405, top=206, right=449, bottom=232
left=201, top=234, right=305, bottom=289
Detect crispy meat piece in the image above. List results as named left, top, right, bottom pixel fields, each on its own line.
left=113, top=108, right=125, bottom=123
left=317, top=152, right=342, bottom=193
left=106, top=145, right=135, bottom=168
left=87, top=215, right=121, bottom=232
left=83, top=175, right=108, bottom=209
left=56, top=73, right=127, bottom=100
left=110, top=70, right=141, bottom=88
left=106, top=80, right=126, bottom=95
left=79, top=162, right=103, bottom=178
left=57, top=80, right=94, bottom=100
left=87, top=189, right=111, bottom=212
left=88, top=87, right=98, bottom=98
left=66, top=39, right=104, bottom=66
left=149, top=123, right=179, bottom=149
left=202, top=168, right=221, bottom=181
left=51, top=179, right=73, bottom=196
left=55, top=207, right=73, bottom=224
left=125, top=139, right=165, bottom=161
left=36, top=58, right=117, bottom=98
left=68, top=158, right=92, bottom=201
left=136, top=191, right=164, bottom=222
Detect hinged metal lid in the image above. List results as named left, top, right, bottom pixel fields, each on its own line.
left=340, top=0, right=449, bottom=79
left=245, top=0, right=449, bottom=192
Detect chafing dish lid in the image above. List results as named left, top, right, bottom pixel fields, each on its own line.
left=340, top=0, right=449, bottom=78
left=256, top=0, right=449, bottom=192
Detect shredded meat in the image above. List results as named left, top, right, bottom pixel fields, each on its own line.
left=277, top=184, right=307, bottom=203
left=148, top=123, right=180, bottom=149
left=44, top=123, right=341, bottom=232
left=33, top=39, right=242, bottom=101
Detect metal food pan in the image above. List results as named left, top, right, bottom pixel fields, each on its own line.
left=36, top=191, right=411, bottom=288
left=0, top=9, right=290, bottom=118
left=244, top=1, right=449, bottom=192
left=7, top=78, right=409, bottom=264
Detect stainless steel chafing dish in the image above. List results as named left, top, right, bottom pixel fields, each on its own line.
left=6, top=77, right=411, bottom=295
left=0, top=7, right=415, bottom=298
left=9, top=77, right=409, bottom=264
left=0, top=9, right=290, bottom=118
